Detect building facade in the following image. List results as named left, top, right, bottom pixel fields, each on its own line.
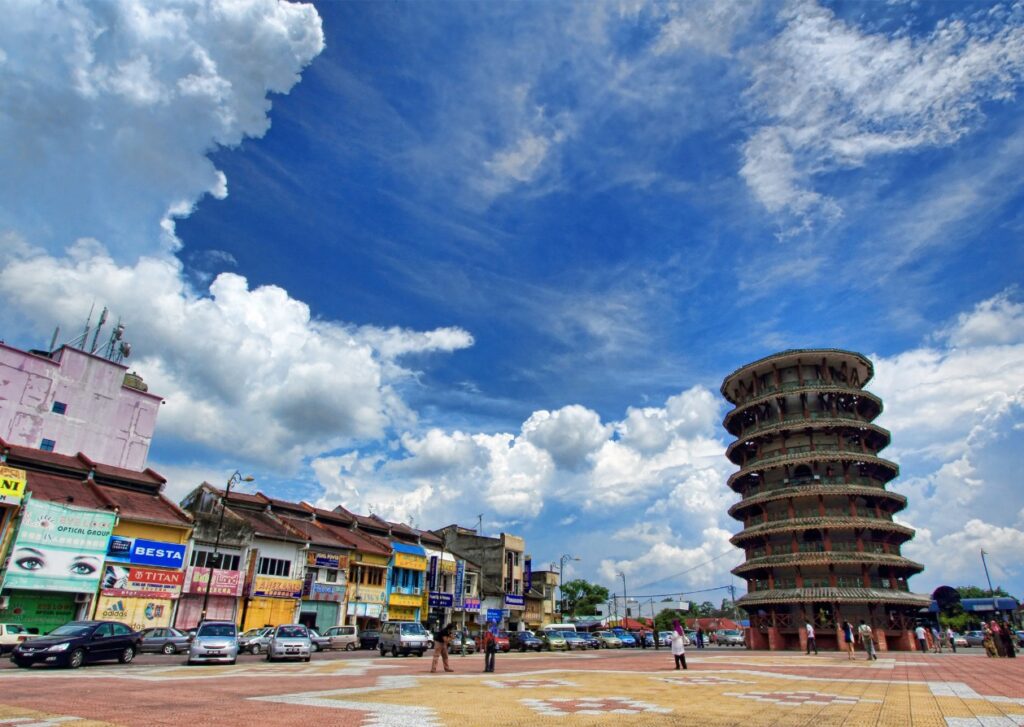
left=437, top=526, right=526, bottom=631
left=0, top=343, right=161, bottom=471
left=722, top=349, right=929, bottom=651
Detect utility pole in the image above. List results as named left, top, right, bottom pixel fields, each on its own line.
left=617, top=572, right=628, bottom=625
left=200, top=471, right=253, bottom=623
left=650, top=597, right=660, bottom=650
left=981, top=549, right=995, bottom=599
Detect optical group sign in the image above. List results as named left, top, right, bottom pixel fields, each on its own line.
left=106, top=536, right=187, bottom=569
left=1, top=497, right=116, bottom=593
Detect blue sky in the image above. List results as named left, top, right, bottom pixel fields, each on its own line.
left=1, top=0, right=1023, bottom=602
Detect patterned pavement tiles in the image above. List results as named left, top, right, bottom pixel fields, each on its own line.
left=1, top=649, right=1022, bottom=726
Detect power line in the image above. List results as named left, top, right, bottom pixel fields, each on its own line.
left=630, top=550, right=742, bottom=592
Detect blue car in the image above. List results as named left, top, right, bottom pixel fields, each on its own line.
left=612, top=629, right=637, bottom=647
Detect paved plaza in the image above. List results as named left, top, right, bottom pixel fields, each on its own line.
left=1, top=648, right=1022, bottom=726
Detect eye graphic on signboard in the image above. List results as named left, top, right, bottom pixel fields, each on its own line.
left=13, top=547, right=101, bottom=578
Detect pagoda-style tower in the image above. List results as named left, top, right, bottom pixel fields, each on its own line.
left=722, top=349, right=929, bottom=652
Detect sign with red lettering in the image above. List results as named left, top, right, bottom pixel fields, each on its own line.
left=100, top=565, right=185, bottom=599
left=183, top=566, right=244, bottom=597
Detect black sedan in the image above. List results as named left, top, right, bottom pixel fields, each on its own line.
left=11, top=620, right=140, bottom=669
left=509, top=631, right=543, bottom=652
left=138, top=627, right=191, bottom=655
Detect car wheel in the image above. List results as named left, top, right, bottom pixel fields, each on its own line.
left=311, top=643, right=320, bottom=652
left=379, top=646, right=386, bottom=657
left=119, top=646, right=136, bottom=664
left=304, top=656, right=311, bottom=662
left=68, top=648, right=86, bottom=669
left=391, top=646, right=399, bottom=657
left=15, top=661, right=31, bottom=669
left=251, top=644, right=261, bottom=655
left=415, top=651, right=423, bottom=657
left=345, top=642, right=355, bottom=651
left=266, top=653, right=273, bottom=662
left=162, top=643, right=176, bottom=655
left=228, top=659, right=236, bottom=666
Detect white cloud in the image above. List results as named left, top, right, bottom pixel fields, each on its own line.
left=0, top=0, right=325, bottom=259
left=742, top=0, right=1024, bottom=222
left=521, top=405, right=611, bottom=471
left=0, top=246, right=473, bottom=469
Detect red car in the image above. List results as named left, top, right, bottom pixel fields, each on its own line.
left=494, top=631, right=511, bottom=652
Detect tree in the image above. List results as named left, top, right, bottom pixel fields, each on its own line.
left=654, top=608, right=687, bottom=633
left=560, top=579, right=610, bottom=617
left=957, top=585, right=1010, bottom=599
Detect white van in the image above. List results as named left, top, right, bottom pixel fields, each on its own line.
left=543, top=623, right=577, bottom=633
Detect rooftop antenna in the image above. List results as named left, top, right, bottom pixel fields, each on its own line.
left=89, top=306, right=108, bottom=353
left=57, top=305, right=133, bottom=363
left=476, top=513, right=483, bottom=534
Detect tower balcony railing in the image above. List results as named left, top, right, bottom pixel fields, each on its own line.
left=743, top=476, right=887, bottom=498
left=725, top=384, right=882, bottom=422
left=734, top=410, right=877, bottom=440
left=730, top=451, right=900, bottom=489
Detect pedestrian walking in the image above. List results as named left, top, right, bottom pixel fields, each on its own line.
left=914, top=624, right=928, bottom=653
left=990, top=621, right=1007, bottom=658
left=640, top=629, right=648, bottom=649
left=1000, top=620, right=1017, bottom=658
left=805, top=621, right=818, bottom=655
left=482, top=621, right=497, bottom=673
left=431, top=623, right=455, bottom=673
left=931, top=626, right=942, bottom=653
left=696, top=627, right=705, bottom=649
left=670, top=620, right=688, bottom=670
left=842, top=620, right=855, bottom=660
left=946, top=626, right=957, bottom=654
left=858, top=620, right=877, bottom=661
left=983, top=624, right=998, bottom=658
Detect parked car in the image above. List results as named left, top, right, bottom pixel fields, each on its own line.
left=580, top=632, right=601, bottom=649
left=963, top=630, right=986, bottom=647
left=658, top=631, right=673, bottom=647
left=612, top=629, right=636, bottom=647
left=266, top=624, right=312, bottom=662
left=138, top=627, right=191, bottom=655
left=188, top=621, right=239, bottom=665
left=239, top=626, right=273, bottom=654
left=494, top=631, right=511, bottom=652
left=378, top=621, right=431, bottom=657
left=537, top=630, right=568, bottom=651
left=449, top=630, right=477, bottom=653
left=509, top=631, right=543, bottom=652
left=716, top=629, right=746, bottom=646
left=11, top=620, right=139, bottom=669
left=561, top=631, right=589, bottom=650
left=307, top=628, right=331, bottom=652
left=951, top=632, right=969, bottom=649
left=0, top=623, right=32, bottom=655
left=360, top=629, right=381, bottom=650
left=1016, top=630, right=1024, bottom=648
left=595, top=631, right=622, bottom=648
left=322, top=625, right=359, bottom=651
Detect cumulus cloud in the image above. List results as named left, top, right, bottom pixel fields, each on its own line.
left=742, top=0, right=1024, bottom=223
left=0, top=246, right=473, bottom=468
left=0, top=0, right=325, bottom=259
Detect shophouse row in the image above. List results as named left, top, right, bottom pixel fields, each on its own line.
left=0, top=441, right=560, bottom=636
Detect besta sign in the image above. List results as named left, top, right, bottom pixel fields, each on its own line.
left=107, top=536, right=187, bottom=569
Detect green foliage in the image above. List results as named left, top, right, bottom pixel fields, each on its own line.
left=560, top=579, right=610, bottom=617
left=957, top=585, right=1011, bottom=599
left=654, top=608, right=686, bottom=632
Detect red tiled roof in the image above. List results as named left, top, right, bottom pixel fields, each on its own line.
left=23, top=471, right=111, bottom=511
left=315, top=520, right=391, bottom=556
left=277, top=514, right=351, bottom=549
left=97, top=484, right=191, bottom=527
left=78, top=453, right=165, bottom=486
left=224, top=505, right=302, bottom=542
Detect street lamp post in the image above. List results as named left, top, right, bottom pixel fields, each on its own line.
left=617, top=571, right=628, bottom=627
left=558, top=554, right=579, bottom=618
left=199, top=470, right=254, bottom=623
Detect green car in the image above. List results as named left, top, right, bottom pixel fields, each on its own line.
left=537, top=631, right=569, bottom=651
left=594, top=631, right=623, bottom=648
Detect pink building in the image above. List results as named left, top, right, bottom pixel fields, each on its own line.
left=0, top=343, right=162, bottom=470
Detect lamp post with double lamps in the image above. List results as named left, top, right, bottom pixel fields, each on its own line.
left=199, top=470, right=254, bottom=622
left=617, top=571, right=628, bottom=629
left=558, top=554, right=579, bottom=618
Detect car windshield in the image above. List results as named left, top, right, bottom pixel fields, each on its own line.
left=277, top=626, right=307, bottom=638
left=197, top=623, right=235, bottom=637
left=48, top=623, right=94, bottom=637
left=7, top=625, right=27, bottom=634
left=308, top=629, right=321, bottom=637
left=401, top=623, right=427, bottom=636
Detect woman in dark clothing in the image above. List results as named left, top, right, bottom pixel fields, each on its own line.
left=1000, top=620, right=1017, bottom=658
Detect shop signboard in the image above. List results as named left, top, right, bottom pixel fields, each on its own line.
left=524, top=557, right=532, bottom=592
left=486, top=608, right=504, bottom=623
left=183, top=566, right=244, bottom=597
left=427, top=555, right=438, bottom=591
left=94, top=595, right=172, bottom=631
left=306, top=551, right=347, bottom=569
left=346, top=602, right=383, bottom=617
left=428, top=592, right=453, bottom=608
left=1, top=498, right=116, bottom=593
left=251, top=575, right=303, bottom=599
left=504, top=593, right=525, bottom=608
left=105, top=536, right=186, bottom=568
left=100, top=565, right=184, bottom=599
left=301, top=572, right=346, bottom=602
left=0, top=592, right=76, bottom=635
left=393, top=552, right=426, bottom=570
left=462, top=597, right=480, bottom=612
left=0, top=465, right=27, bottom=504
left=453, top=560, right=465, bottom=608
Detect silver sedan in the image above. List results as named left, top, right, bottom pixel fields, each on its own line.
left=266, top=624, right=312, bottom=662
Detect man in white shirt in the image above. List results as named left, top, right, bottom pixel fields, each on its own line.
left=858, top=620, right=878, bottom=661
left=914, top=624, right=928, bottom=653
left=805, top=622, right=818, bottom=655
